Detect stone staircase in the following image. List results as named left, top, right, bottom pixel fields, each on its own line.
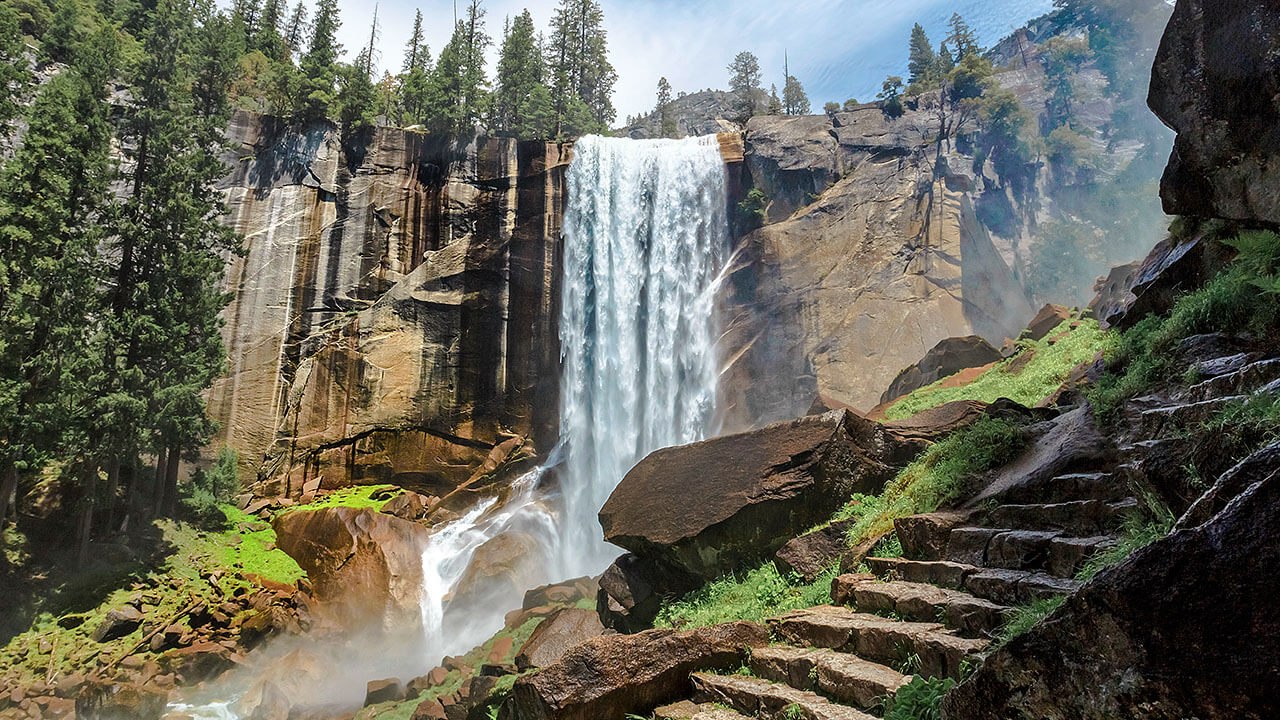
left=646, top=464, right=1140, bottom=720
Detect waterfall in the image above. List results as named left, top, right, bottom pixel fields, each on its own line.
left=415, top=133, right=730, bottom=660
left=555, top=134, right=730, bottom=570
left=173, top=135, right=730, bottom=716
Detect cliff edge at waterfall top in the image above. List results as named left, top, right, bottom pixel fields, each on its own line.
left=5, top=0, right=1280, bottom=719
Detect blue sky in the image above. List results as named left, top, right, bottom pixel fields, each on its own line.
left=334, top=0, right=1056, bottom=119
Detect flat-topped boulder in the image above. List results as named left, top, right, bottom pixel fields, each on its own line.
left=599, top=411, right=932, bottom=584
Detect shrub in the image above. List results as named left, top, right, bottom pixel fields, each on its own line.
left=737, top=187, right=768, bottom=231
left=182, top=447, right=240, bottom=525
left=839, top=418, right=1026, bottom=546
left=882, top=675, right=956, bottom=720
left=654, top=561, right=836, bottom=629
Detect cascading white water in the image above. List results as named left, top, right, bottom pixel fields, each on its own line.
left=556, top=134, right=730, bottom=570
left=175, top=135, right=730, bottom=716
left=414, top=132, right=730, bottom=659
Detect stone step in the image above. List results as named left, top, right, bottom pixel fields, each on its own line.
left=691, top=672, right=876, bottom=720
left=829, top=574, right=1010, bottom=636
left=987, top=472, right=1129, bottom=505
left=985, top=498, right=1136, bottom=535
left=866, top=557, right=1081, bottom=606
left=766, top=605, right=986, bottom=680
left=947, top=526, right=1122, bottom=573
left=1188, top=356, right=1280, bottom=403
left=1138, top=395, right=1248, bottom=437
left=1047, top=535, right=1119, bottom=577
left=749, top=645, right=909, bottom=709
left=655, top=700, right=754, bottom=720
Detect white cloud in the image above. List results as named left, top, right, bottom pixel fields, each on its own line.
left=332, top=0, right=1055, bottom=120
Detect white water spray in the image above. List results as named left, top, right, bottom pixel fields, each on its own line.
left=413, top=133, right=730, bottom=661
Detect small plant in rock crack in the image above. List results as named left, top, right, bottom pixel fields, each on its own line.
left=896, top=649, right=924, bottom=675
left=883, top=676, right=957, bottom=720
left=782, top=703, right=808, bottom=720
left=808, top=666, right=820, bottom=687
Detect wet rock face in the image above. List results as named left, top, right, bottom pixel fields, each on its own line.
left=942, top=449, right=1280, bottom=720
left=1149, top=0, right=1280, bottom=224
left=598, top=411, right=930, bottom=585
left=209, top=112, right=569, bottom=491
left=271, top=506, right=431, bottom=632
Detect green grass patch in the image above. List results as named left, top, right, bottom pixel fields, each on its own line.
left=884, top=319, right=1104, bottom=421
left=655, top=562, right=838, bottom=630
left=284, top=484, right=402, bottom=514
left=994, top=595, right=1065, bottom=648
left=882, top=675, right=956, bottom=720
left=0, top=504, right=305, bottom=690
left=838, top=418, right=1026, bottom=546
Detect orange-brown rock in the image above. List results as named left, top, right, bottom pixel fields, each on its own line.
left=271, top=507, right=431, bottom=632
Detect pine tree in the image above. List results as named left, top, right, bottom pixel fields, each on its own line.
left=547, top=0, right=615, bottom=137
left=0, top=28, right=119, bottom=533
left=768, top=84, right=781, bottom=115
left=515, top=82, right=553, bottom=139
left=907, top=23, right=937, bottom=91
left=726, top=50, right=761, bottom=122
left=0, top=4, right=33, bottom=126
left=42, top=0, right=83, bottom=63
left=255, top=0, right=288, bottom=60
left=283, top=0, right=308, bottom=56
left=494, top=9, right=540, bottom=134
left=783, top=74, right=810, bottom=115
left=106, top=0, right=239, bottom=528
left=402, top=9, right=426, bottom=74
left=878, top=75, right=904, bottom=118
left=298, top=0, right=341, bottom=120
left=656, top=76, right=676, bottom=138
left=233, top=0, right=263, bottom=35
left=946, top=13, right=981, bottom=60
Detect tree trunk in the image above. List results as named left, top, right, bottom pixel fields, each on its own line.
left=163, top=445, right=180, bottom=517
left=103, top=458, right=120, bottom=538
left=125, top=457, right=141, bottom=534
left=77, top=466, right=98, bottom=568
left=151, top=447, right=168, bottom=519
left=0, top=458, right=17, bottom=528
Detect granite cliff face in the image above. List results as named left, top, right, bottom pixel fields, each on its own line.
left=209, top=112, right=569, bottom=495
left=719, top=107, right=1035, bottom=422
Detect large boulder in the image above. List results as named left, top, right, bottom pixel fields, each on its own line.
left=508, top=622, right=769, bottom=720
left=880, top=336, right=1004, bottom=406
left=1149, top=0, right=1280, bottom=225
left=942, top=448, right=1280, bottom=719
left=515, top=608, right=606, bottom=671
left=598, top=410, right=931, bottom=585
left=272, top=507, right=431, bottom=632
left=1101, top=231, right=1235, bottom=330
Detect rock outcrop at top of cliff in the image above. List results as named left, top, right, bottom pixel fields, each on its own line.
left=1150, top=0, right=1280, bottom=225
left=208, top=112, right=569, bottom=495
